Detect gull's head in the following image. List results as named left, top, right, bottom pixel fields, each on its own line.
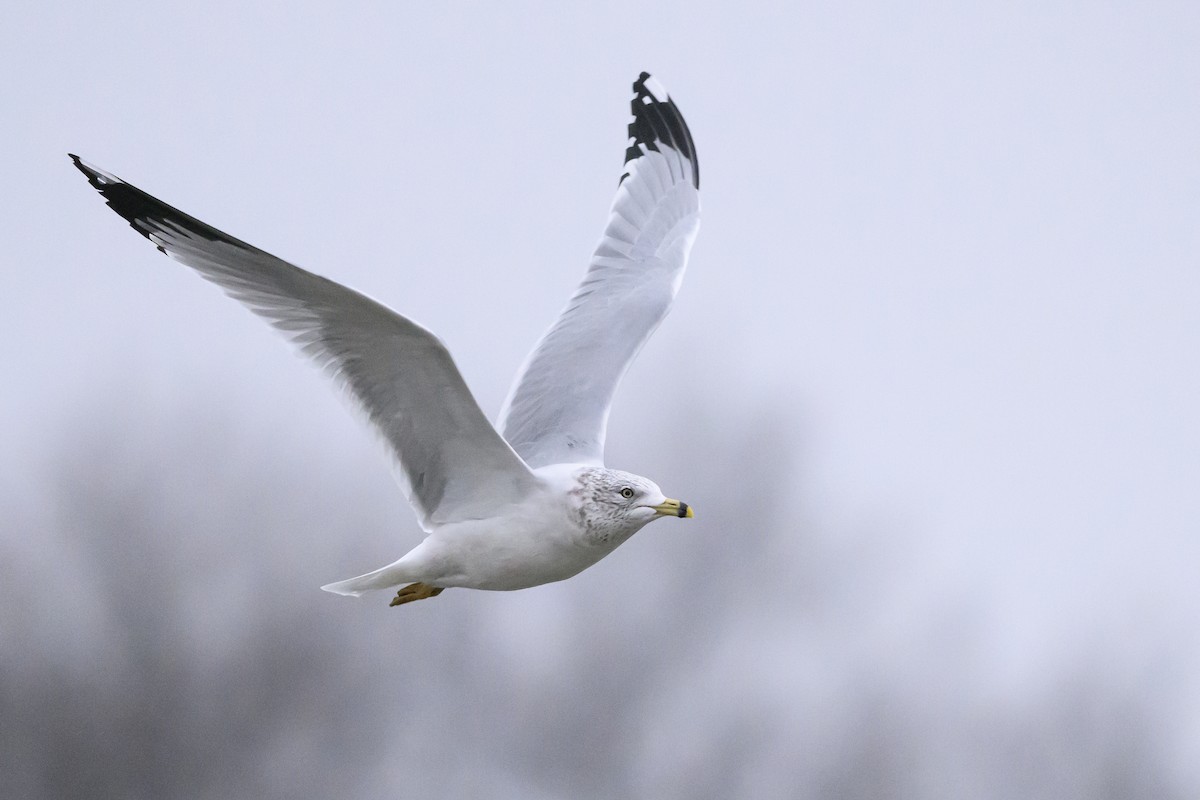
left=572, top=467, right=693, bottom=543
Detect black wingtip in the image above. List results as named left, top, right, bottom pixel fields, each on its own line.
left=71, top=156, right=262, bottom=258
left=68, top=153, right=93, bottom=175
left=69, top=155, right=157, bottom=241
left=68, top=153, right=88, bottom=182
left=69, top=153, right=122, bottom=196
left=68, top=153, right=90, bottom=180
left=621, top=72, right=699, bottom=189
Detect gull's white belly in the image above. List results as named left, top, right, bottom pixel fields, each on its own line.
left=393, top=472, right=619, bottom=592
left=384, top=463, right=653, bottom=592
left=408, top=515, right=620, bottom=591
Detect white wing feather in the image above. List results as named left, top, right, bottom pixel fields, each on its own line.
left=71, top=155, right=538, bottom=530
left=498, top=73, right=701, bottom=468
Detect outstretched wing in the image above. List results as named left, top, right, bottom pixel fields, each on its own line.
left=497, top=72, right=701, bottom=469
left=71, top=155, right=538, bottom=529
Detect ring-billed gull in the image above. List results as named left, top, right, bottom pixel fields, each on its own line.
left=71, top=72, right=700, bottom=607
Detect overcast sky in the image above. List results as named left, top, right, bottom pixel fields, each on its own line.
left=4, top=2, right=1200, bottom=797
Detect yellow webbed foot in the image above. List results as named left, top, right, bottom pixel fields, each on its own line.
left=389, top=582, right=444, bottom=607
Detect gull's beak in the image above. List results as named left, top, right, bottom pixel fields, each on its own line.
left=652, top=498, right=694, bottom=518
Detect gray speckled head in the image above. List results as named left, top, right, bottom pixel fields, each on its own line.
left=570, top=467, right=675, bottom=544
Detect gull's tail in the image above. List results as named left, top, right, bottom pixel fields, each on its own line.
left=321, top=558, right=415, bottom=597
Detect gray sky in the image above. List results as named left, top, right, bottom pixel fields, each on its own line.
left=4, top=1, right=1200, bottom=797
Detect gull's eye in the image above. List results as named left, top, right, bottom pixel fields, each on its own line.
left=620, top=487, right=635, bottom=499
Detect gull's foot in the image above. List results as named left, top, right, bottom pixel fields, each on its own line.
left=389, top=582, right=444, bottom=607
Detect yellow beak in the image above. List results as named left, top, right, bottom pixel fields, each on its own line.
left=652, top=498, right=694, bottom=518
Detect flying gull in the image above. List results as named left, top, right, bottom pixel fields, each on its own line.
left=71, top=72, right=701, bottom=607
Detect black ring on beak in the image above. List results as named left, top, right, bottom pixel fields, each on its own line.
left=677, top=502, right=689, bottom=518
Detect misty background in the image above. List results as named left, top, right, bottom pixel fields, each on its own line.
left=3, top=2, right=1199, bottom=797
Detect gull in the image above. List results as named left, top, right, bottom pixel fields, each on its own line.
left=71, top=72, right=700, bottom=607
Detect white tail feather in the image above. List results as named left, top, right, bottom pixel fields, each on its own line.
left=320, top=558, right=414, bottom=597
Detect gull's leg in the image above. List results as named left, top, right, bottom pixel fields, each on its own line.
left=389, top=582, right=444, bottom=607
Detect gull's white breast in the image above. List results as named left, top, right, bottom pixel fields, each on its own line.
left=399, top=464, right=618, bottom=591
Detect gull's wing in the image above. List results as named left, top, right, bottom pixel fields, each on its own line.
left=497, top=72, right=701, bottom=469
left=70, top=155, right=538, bottom=530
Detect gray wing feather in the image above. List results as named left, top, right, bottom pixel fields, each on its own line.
left=71, top=155, right=537, bottom=529
left=498, top=73, right=701, bottom=468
